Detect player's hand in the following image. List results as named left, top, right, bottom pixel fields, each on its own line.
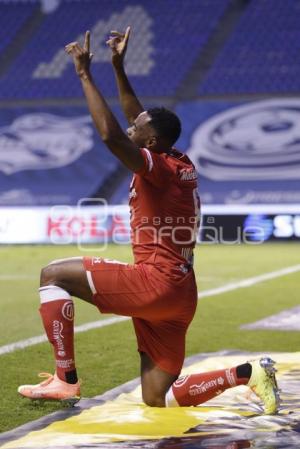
left=106, top=26, right=130, bottom=67
left=65, top=31, right=93, bottom=79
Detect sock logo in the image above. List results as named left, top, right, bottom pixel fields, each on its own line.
left=217, top=376, right=225, bottom=385
left=225, top=369, right=236, bottom=387
left=189, top=379, right=218, bottom=396
left=56, top=359, right=74, bottom=369
left=173, top=375, right=189, bottom=388
left=53, top=320, right=65, bottom=357
left=62, top=301, right=74, bottom=321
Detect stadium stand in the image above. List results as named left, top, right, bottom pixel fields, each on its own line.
left=1, top=0, right=300, bottom=208
left=0, top=2, right=37, bottom=56
left=199, top=0, right=300, bottom=94
left=0, top=0, right=231, bottom=99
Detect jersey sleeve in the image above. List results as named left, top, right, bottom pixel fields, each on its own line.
left=135, top=148, right=173, bottom=188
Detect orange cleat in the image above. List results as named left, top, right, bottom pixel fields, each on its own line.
left=18, top=373, right=81, bottom=406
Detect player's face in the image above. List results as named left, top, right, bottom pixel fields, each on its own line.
left=127, top=111, right=155, bottom=147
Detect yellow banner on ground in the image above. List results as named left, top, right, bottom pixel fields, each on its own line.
left=2, top=352, right=300, bottom=448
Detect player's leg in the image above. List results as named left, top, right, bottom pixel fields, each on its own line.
left=138, top=313, right=279, bottom=415
left=165, top=360, right=252, bottom=406
left=140, top=351, right=279, bottom=414
left=139, top=351, right=251, bottom=407
left=40, top=256, right=93, bottom=303
left=167, top=357, right=279, bottom=414
left=19, top=257, right=158, bottom=403
left=140, top=352, right=178, bottom=407
left=134, top=283, right=253, bottom=408
left=39, top=257, right=93, bottom=381
left=18, top=257, right=93, bottom=403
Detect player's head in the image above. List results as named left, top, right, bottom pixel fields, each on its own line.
left=127, top=107, right=181, bottom=152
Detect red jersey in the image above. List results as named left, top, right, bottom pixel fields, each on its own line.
left=129, top=148, right=200, bottom=275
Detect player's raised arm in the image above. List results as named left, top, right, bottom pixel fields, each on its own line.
left=106, top=27, right=144, bottom=125
left=65, top=31, right=144, bottom=172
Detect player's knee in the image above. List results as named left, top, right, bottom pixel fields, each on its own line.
left=40, top=261, right=62, bottom=286
left=142, top=391, right=166, bottom=408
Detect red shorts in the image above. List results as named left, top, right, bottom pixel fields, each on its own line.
left=83, top=257, right=197, bottom=375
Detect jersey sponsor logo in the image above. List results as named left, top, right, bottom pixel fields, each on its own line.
left=0, top=113, right=93, bottom=175
left=179, top=168, right=198, bottom=181
left=187, top=98, right=300, bottom=181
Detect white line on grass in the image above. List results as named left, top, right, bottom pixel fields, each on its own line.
left=1, top=264, right=300, bottom=356
left=0, top=317, right=129, bottom=355
left=199, top=264, right=300, bottom=299
left=0, top=274, right=36, bottom=280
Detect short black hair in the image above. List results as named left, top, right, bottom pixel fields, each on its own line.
left=147, top=107, right=181, bottom=146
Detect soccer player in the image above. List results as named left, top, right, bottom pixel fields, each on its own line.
left=18, top=28, right=279, bottom=414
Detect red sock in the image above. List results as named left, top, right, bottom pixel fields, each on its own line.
left=166, top=367, right=249, bottom=407
left=39, top=286, right=76, bottom=383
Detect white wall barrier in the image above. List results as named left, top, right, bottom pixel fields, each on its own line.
left=0, top=205, right=131, bottom=245
left=1, top=205, right=300, bottom=244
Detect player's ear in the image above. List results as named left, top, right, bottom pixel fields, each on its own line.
left=146, top=136, right=158, bottom=149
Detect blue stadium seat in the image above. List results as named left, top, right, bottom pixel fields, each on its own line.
left=0, top=0, right=230, bottom=99
left=0, top=2, right=37, bottom=55
left=199, top=0, right=300, bottom=94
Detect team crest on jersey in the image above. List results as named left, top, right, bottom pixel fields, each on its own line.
left=0, top=113, right=93, bottom=175
left=129, top=188, right=137, bottom=199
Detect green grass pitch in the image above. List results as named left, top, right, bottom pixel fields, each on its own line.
left=0, top=242, right=299, bottom=432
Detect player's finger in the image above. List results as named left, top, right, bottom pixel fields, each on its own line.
left=65, top=44, right=77, bottom=55
left=106, top=36, right=118, bottom=43
left=106, top=37, right=119, bottom=48
left=110, top=30, right=124, bottom=37
left=84, top=30, right=90, bottom=53
left=65, top=42, right=83, bottom=56
left=124, top=26, right=131, bottom=45
left=106, top=38, right=114, bottom=47
left=65, top=41, right=77, bottom=51
left=72, top=42, right=82, bottom=51
left=64, top=42, right=83, bottom=59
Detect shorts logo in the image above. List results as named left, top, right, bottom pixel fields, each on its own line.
left=92, top=257, right=102, bottom=264
left=62, top=301, right=74, bottom=321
